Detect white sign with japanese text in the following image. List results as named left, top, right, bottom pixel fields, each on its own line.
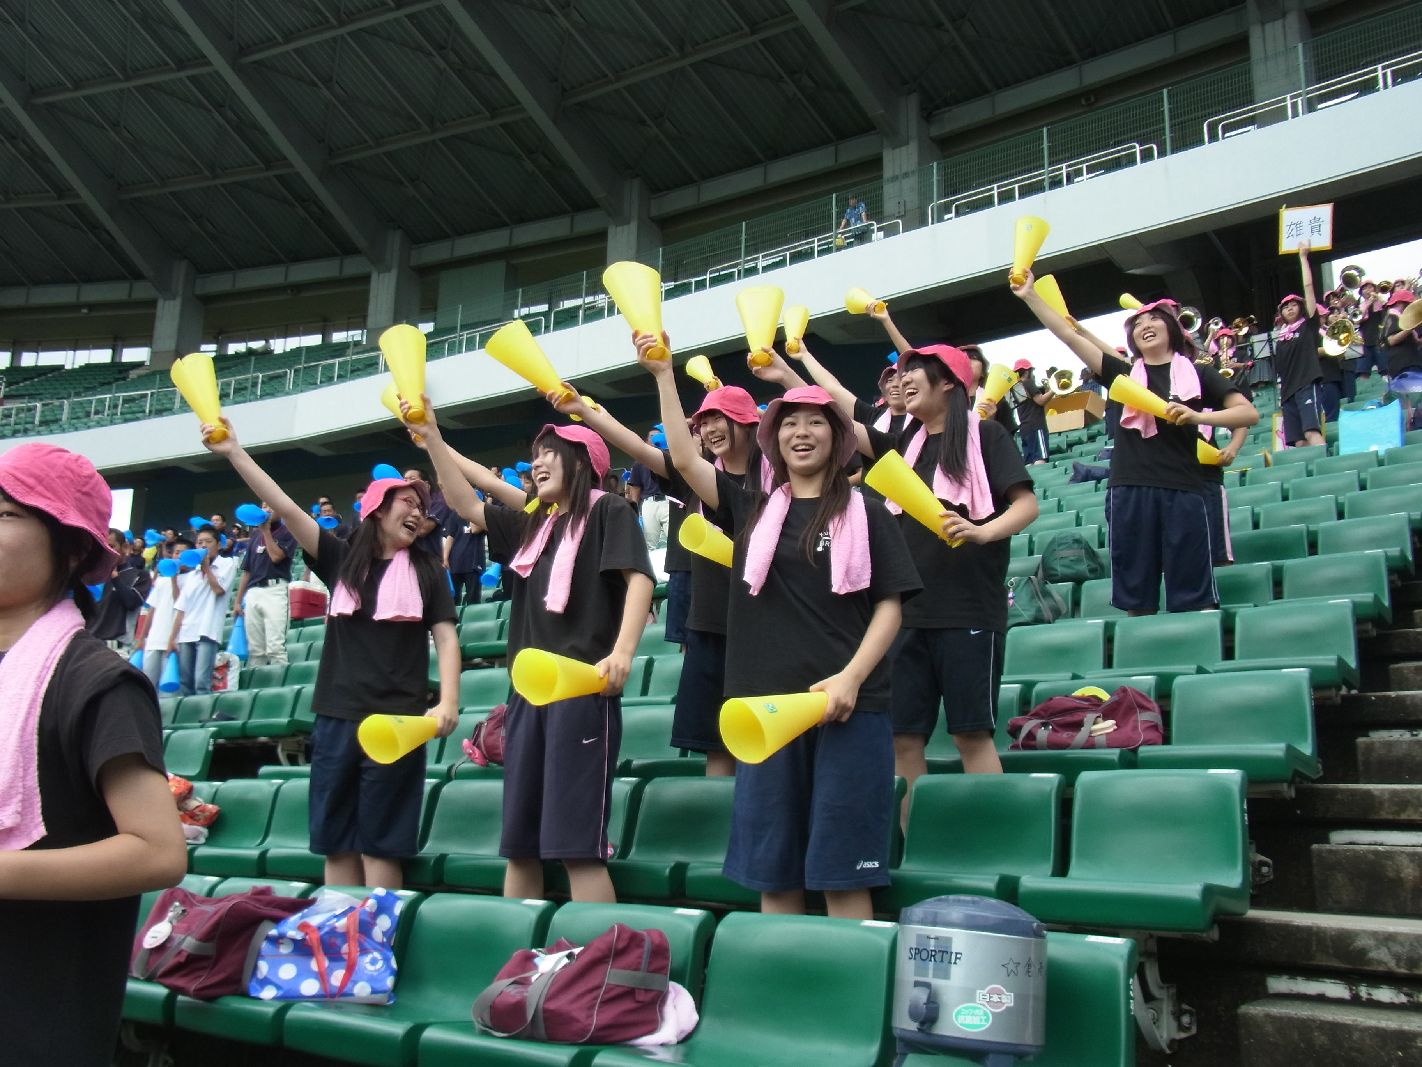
left=1278, top=203, right=1334, bottom=254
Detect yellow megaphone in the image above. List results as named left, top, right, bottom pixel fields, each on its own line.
left=511, top=648, right=606, bottom=706
left=783, top=304, right=810, bottom=355
left=685, top=355, right=722, bottom=392
left=1108, top=375, right=1177, bottom=423
left=1033, top=274, right=1074, bottom=325
left=737, top=286, right=784, bottom=369
left=485, top=319, right=572, bottom=405
left=977, top=364, right=1019, bottom=416
left=602, top=261, right=669, bottom=361
left=568, top=394, right=601, bottom=424
left=170, top=353, right=227, bottom=442
left=864, top=450, right=962, bottom=547
left=1197, top=438, right=1224, bottom=465
left=357, top=714, right=439, bottom=765
left=844, top=287, right=886, bottom=316
left=379, top=382, right=424, bottom=443
left=678, top=512, right=734, bottom=567
left=379, top=324, right=427, bottom=423
left=720, top=692, right=829, bottom=764
left=1119, top=292, right=1143, bottom=311
left=1009, top=216, right=1050, bottom=287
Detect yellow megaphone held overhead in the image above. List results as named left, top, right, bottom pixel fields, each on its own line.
left=485, top=319, right=572, bottom=405
left=1033, top=274, right=1073, bottom=324
left=977, top=364, right=1019, bottom=416
left=720, top=691, right=829, bottom=764
left=379, top=324, right=427, bottom=423
left=1009, top=216, right=1050, bottom=287
left=511, top=648, right=606, bottom=706
left=379, top=382, right=424, bottom=442
left=602, top=261, right=669, bottom=361
left=783, top=304, right=810, bottom=355
left=864, top=450, right=962, bottom=547
left=685, top=355, right=722, bottom=391
left=170, top=353, right=227, bottom=442
left=844, top=287, right=886, bottom=316
left=736, top=286, right=784, bottom=369
left=1119, top=292, right=1143, bottom=311
left=678, top=512, right=734, bottom=567
left=1108, top=375, right=1176, bottom=423
left=358, top=714, right=439, bottom=765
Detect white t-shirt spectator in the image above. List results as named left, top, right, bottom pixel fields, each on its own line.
left=174, top=557, right=238, bottom=643
left=143, top=574, right=182, bottom=653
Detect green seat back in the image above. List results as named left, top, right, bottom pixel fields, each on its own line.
left=1003, top=619, right=1108, bottom=678
left=1311, top=451, right=1379, bottom=478
left=1052, top=482, right=1101, bottom=502
left=262, top=780, right=312, bottom=849
left=416, top=779, right=505, bottom=861
left=636, top=625, right=680, bottom=657
left=1286, top=472, right=1359, bottom=503
left=1270, top=444, right=1326, bottom=468
left=1258, top=495, right=1337, bottom=529
left=1231, top=526, right=1309, bottom=567
left=1078, top=505, right=1107, bottom=529
left=1010, top=533, right=1032, bottom=557
left=1318, top=514, right=1413, bottom=570
left=1111, top=611, right=1221, bottom=670
left=203, top=779, right=281, bottom=849
left=1213, top=562, right=1274, bottom=611
left=211, top=690, right=256, bottom=724
left=282, top=661, right=319, bottom=687
left=1228, top=482, right=1283, bottom=509
left=246, top=665, right=286, bottom=690
left=1030, top=510, right=1080, bottom=534
left=250, top=686, right=299, bottom=721
left=163, top=727, right=214, bottom=779
left=459, top=602, right=501, bottom=626
left=172, top=694, right=216, bottom=726
left=1364, top=461, right=1422, bottom=490
left=1228, top=506, right=1254, bottom=536
left=1233, top=601, right=1357, bottom=670
left=1345, top=484, right=1422, bottom=524
left=458, top=668, right=510, bottom=709
left=622, top=777, right=735, bottom=867
left=1246, top=464, right=1307, bottom=487
left=1076, top=579, right=1124, bottom=622
left=1281, top=551, right=1389, bottom=608
left=291, top=685, right=316, bottom=729
left=1030, top=674, right=1157, bottom=705
left=1170, top=670, right=1315, bottom=753
left=1007, top=554, right=1042, bottom=578
left=641, top=655, right=683, bottom=701
left=620, top=704, right=676, bottom=762
left=548, top=902, right=715, bottom=999
left=211, top=877, right=316, bottom=898
left=902, top=774, right=1063, bottom=878
left=458, top=618, right=501, bottom=643
left=1383, top=442, right=1422, bottom=466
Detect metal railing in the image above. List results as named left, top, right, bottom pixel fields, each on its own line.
left=1204, top=48, right=1422, bottom=142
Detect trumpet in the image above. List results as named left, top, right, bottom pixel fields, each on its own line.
left=1178, top=306, right=1203, bottom=335
left=1340, top=264, right=1365, bottom=290
left=1048, top=368, right=1076, bottom=396
left=1322, top=318, right=1357, bottom=358
left=1207, top=316, right=1225, bottom=334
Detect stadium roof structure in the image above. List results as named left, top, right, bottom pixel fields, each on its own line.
left=0, top=0, right=1277, bottom=295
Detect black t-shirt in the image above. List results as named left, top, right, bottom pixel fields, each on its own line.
left=1013, top=378, right=1049, bottom=434
left=721, top=486, right=920, bottom=712
left=485, top=494, right=654, bottom=664
left=854, top=397, right=907, bottom=437
left=416, top=496, right=450, bottom=559
left=87, top=565, right=151, bottom=641
left=1384, top=312, right=1422, bottom=377
left=1274, top=316, right=1323, bottom=399
left=678, top=467, right=745, bottom=636
left=307, top=530, right=456, bottom=721
left=1359, top=305, right=1384, bottom=347
left=1095, top=353, right=1240, bottom=494
left=0, top=633, right=166, bottom=1067
left=627, top=462, right=666, bottom=500
left=865, top=418, right=1032, bottom=632
left=1317, top=324, right=1345, bottom=384
left=658, top=449, right=691, bottom=573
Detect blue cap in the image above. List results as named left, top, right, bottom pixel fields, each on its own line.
left=372, top=462, right=403, bottom=481
left=317, top=515, right=340, bottom=529
left=235, top=503, right=268, bottom=527
left=156, top=558, right=179, bottom=578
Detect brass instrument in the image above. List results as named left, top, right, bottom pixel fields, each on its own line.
left=1194, top=352, right=1215, bottom=367
left=1177, top=306, right=1203, bottom=336
left=1322, top=318, right=1357, bottom=358
left=1221, top=366, right=1236, bottom=379
left=1378, top=280, right=1395, bottom=296
left=1207, top=316, right=1225, bottom=334
left=1340, top=264, right=1365, bottom=289
left=1400, top=300, right=1422, bottom=333
left=1047, top=368, right=1077, bottom=396
left=1230, top=315, right=1257, bottom=334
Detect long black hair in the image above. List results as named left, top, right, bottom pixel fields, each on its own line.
left=725, top=419, right=768, bottom=494
left=1125, top=309, right=1190, bottom=362
left=750, top=403, right=853, bottom=563
left=335, top=483, right=444, bottom=599
left=517, top=434, right=597, bottom=552
left=2, top=488, right=103, bottom=622
left=902, top=353, right=971, bottom=483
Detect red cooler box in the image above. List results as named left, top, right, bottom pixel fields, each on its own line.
left=289, top=584, right=328, bottom=620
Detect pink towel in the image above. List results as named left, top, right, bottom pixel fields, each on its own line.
left=744, top=485, right=871, bottom=597
left=1275, top=317, right=1306, bottom=342
left=887, top=416, right=995, bottom=521
left=329, top=549, right=424, bottom=622
left=872, top=407, right=892, bottom=433
left=1118, top=354, right=1201, bottom=439
left=0, top=597, right=86, bottom=850
left=510, top=490, right=606, bottom=613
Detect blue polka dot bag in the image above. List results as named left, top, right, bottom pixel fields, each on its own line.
left=248, top=887, right=406, bottom=1004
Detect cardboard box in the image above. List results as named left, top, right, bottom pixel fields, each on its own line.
left=1046, top=391, right=1105, bottom=433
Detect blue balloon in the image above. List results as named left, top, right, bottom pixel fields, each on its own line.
left=218, top=534, right=228, bottom=549
left=317, top=515, right=340, bottom=529
left=372, top=463, right=403, bottom=481
left=515, top=461, right=532, bottom=473
left=179, top=548, right=205, bottom=569
left=235, top=503, right=268, bottom=527
left=480, top=562, right=502, bottom=588
left=156, top=558, right=179, bottom=578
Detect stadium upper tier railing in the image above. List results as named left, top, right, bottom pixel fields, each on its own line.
left=1, top=6, right=1419, bottom=440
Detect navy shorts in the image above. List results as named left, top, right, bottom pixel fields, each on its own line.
left=1280, top=385, right=1322, bottom=443
left=723, top=710, right=894, bottom=893
left=1105, top=485, right=1217, bottom=613
left=1020, top=426, right=1049, bottom=464
left=1317, top=380, right=1342, bottom=424
left=671, top=628, right=727, bottom=753
left=663, top=570, right=691, bottom=646
left=890, top=627, right=1004, bottom=737
left=308, top=714, right=426, bottom=859
left=500, top=693, right=620, bottom=861
left=1202, top=482, right=1232, bottom=564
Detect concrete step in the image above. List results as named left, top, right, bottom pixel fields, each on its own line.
left=1266, top=784, right=1422, bottom=825
left=1311, top=844, right=1422, bottom=916
left=1385, top=661, right=1422, bottom=690
left=1357, top=732, right=1422, bottom=785
left=1328, top=691, right=1422, bottom=729
left=1238, top=997, right=1422, bottom=1064
left=1363, top=627, right=1422, bottom=660
left=1394, top=581, right=1422, bottom=609
left=1214, top=909, right=1422, bottom=976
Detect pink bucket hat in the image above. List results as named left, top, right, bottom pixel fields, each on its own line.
left=903, top=344, right=974, bottom=392
left=356, top=477, right=431, bottom=523
left=691, top=386, right=761, bottom=431
left=0, top=443, right=118, bottom=583
left=1388, top=289, right=1416, bottom=308
left=756, top=385, right=858, bottom=468
left=1012, top=358, right=1033, bottom=373
left=877, top=365, right=898, bottom=389
left=535, top=424, right=611, bottom=480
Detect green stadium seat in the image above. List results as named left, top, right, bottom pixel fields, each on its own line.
left=158, top=695, right=182, bottom=726
left=459, top=618, right=507, bottom=660
left=1138, top=670, right=1320, bottom=783
left=1015, top=769, right=1250, bottom=932
left=1002, top=619, right=1108, bottom=685
left=618, top=704, right=696, bottom=778
left=636, top=625, right=681, bottom=657
left=253, top=779, right=319, bottom=879
left=1230, top=525, right=1309, bottom=578
left=189, top=779, right=283, bottom=876
left=1383, top=441, right=1422, bottom=466
left=1030, top=510, right=1080, bottom=534
left=1108, top=611, right=1222, bottom=690
left=1078, top=504, right=1107, bottom=529
left=623, top=654, right=680, bottom=707
left=608, top=777, right=737, bottom=902
left=1029, top=675, right=1158, bottom=706
left=898, top=931, right=1138, bottom=1067
left=1052, top=482, right=1101, bottom=503
left=1285, top=472, right=1358, bottom=507
left=1317, top=513, right=1414, bottom=575
left=1246, top=464, right=1308, bottom=488
left=885, top=773, right=1063, bottom=908
left=1280, top=550, right=1391, bottom=624
left=1311, top=451, right=1379, bottom=478
left=209, top=877, right=317, bottom=898
left=1257, top=495, right=1337, bottom=531
left=424, top=779, right=507, bottom=891
left=1213, top=562, right=1276, bottom=621
left=1364, top=460, right=1422, bottom=490
left=1271, top=444, right=1326, bottom=468
left=245, top=664, right=287, bottom=690
left=1010, top=533, right=1032, bottom=557
left=1344, top=483, right=1422, bottom=528
left=241, top=685, right=301, bottom=737
left=1076, top=578, right=1125, bottom=627
left=280, top=894, right=554, bottom=1065
left=1228, top=482, right=1284, bottom=509
left=458, top=667, right=510, bottom=710
left=425, top=712, right=486, bottom=780
left=204, top=689, right=256, bottom=740
left=164, top=727, right=215, bottom=779
left=1228, top=505, right=1254, bottom=537
left=995, top=674, right=1155, bottom=779
left=1213, top=600, right=1359, bottom=690
left=123, top=874, right=223, bottom=1026
left=171, top=693, right=217, bottom=727
left=1007, top=554, right=1043, bottom=578
left=458, top=601, right=502, bottom=626
left=590, top=912, right=897, bottom=1067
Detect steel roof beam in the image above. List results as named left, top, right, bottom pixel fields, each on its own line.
left=158, top=0, right=388, bottom=263
left=786, top=0, right=903, bottom=143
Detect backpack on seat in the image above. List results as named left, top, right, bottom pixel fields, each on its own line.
left=1039, top=531, right=1106, bottom=583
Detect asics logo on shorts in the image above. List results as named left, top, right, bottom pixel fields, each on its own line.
left=855, top=860, right=880, bottom=870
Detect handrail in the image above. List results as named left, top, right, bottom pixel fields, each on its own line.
left=691, top=220, right=904, bottom=293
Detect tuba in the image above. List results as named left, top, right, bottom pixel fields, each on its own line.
left=1378, top=280, right=1395, bottom=296
left=1177, top=306, right=1203, bottom=335
left=1049, top=368, right=1076, bottom=396
left=1339, top=264, right=1365, bottom=290
left=1322, top=318, right=1357, bottom=358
